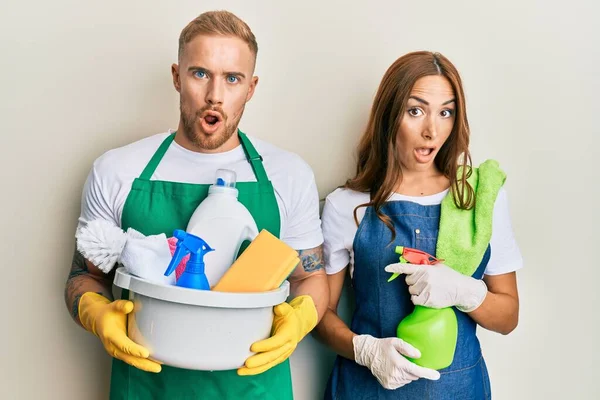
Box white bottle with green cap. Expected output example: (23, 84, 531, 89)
(186, 169, 259, 286)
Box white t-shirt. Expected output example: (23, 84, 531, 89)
(322, 187, 523, 277)
(78, 131, 324, 251)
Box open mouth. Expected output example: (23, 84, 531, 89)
(414, 147, 436, 163)
(416, 147, 434, 156)
(199, 111, 223, 133)
(204, 115, 220, 126)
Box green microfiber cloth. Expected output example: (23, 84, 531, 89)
(436, 159, 506, 276)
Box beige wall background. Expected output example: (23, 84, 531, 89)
(1, 0, 598, 399)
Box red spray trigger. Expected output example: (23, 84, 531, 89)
(387, 246, 444, 282)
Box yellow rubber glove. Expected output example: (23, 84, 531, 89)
(238, 295, 318, 376)
(78, 292, 162, 373)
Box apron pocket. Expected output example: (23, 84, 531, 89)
(428, 356, 489, 400)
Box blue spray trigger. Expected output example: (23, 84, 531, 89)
(164, 229, 214, 290)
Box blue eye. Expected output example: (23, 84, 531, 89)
(194, 70, 206, 79)
(227, 75, 238, 83)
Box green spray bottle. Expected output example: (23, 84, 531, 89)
(388, 246, 458, 370)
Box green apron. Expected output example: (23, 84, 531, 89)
(111, 131, 294, 400)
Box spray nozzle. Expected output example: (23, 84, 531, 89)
(164, 229, 215, 290)
(387, 246, 444, 282)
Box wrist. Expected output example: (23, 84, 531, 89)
(80, 292, 110, 308)
(78, 292, 110, 334)
(289, 295, 318, 339)
(352, 334, 373, 366)
(457, 279, 488, 312)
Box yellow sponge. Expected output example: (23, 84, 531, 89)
(212, 229, 299, 292)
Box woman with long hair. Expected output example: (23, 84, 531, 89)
(317, 51, 523, 399)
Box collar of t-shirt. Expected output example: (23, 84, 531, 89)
(387, 189, 449, 206)
(169, 137, 247, 165)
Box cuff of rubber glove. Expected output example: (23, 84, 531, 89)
(288, 295, 318, 340)
(456, 279, 488, 313)
(352, 334, 373, 367)
(78, 292, 111, 333)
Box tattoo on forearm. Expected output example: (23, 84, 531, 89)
(298, 247, 324, 272)
(65, 249, 87, 319)
(72, 294, 83, 321)
(64, 247, 111, 324)
(68, 252, 88, 279)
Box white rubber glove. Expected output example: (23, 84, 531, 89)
(384, 263, 488, 312)
(353, 334, 440, 390)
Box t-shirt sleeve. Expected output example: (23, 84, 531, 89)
(322, 195, 351, 275)
(77, 163, 120, 230)
(484, 187, 524, 275)
(280, 173, 324, 250)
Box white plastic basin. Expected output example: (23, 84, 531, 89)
(113, 267, 289, 371)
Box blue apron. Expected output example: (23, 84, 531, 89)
(325, 200, 492, 400)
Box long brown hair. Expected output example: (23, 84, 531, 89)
(346, 51, 474, 239)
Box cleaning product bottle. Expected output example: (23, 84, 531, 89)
(164, 229, 214, 290)
(389, 246, 458, 370)
(186, 169, 259, 286)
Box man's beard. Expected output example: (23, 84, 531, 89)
(180, 100, 244, 151)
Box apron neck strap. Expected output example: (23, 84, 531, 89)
(238, 130, 268, 183)
(138, 131, 269, 183)
(139, 132, 175, 180)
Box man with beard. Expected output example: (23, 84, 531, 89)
(64, 10, 328, 399)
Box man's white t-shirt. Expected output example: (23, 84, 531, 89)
(322, 187, 523, 278)
(78, 131, 324, 251)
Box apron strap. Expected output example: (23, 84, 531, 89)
(139, 131, 268, 182)
(238, 130, 269, 183)
(139, 133, 175, 180)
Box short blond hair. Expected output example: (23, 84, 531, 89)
(179, 10, 258, 61)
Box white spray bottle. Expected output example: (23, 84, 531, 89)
(186, 169, 259, 286)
